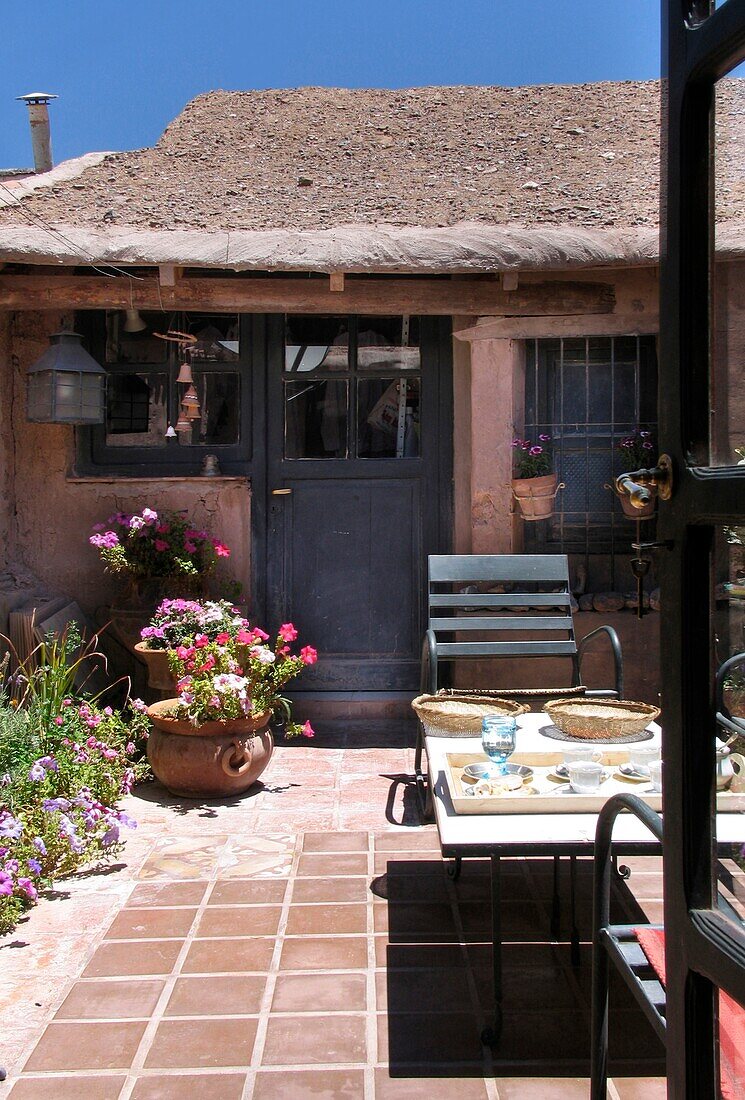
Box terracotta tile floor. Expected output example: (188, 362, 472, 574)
(0, 721, 667, 1097)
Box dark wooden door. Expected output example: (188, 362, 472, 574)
(263, 313, 451, 692)
(660, 2, 745, 1093)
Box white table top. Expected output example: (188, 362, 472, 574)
(426, 712, 744, 856)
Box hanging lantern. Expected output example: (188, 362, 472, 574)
(27, 332, 106, 424)
(176, 361, 193, 384)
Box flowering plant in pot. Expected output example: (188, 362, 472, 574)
(136, 598, 249, 692)
(89, 507, 232, 600)
(145, 622, 316, 799)
(511, 435, 562, 520)
(611, 428, 657, 519)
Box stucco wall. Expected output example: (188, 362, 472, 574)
(6, 311, 251, 615)
(0, 312, 14, 573)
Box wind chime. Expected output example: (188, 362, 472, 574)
(154, 329, 200, 442)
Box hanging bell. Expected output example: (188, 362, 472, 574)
(175, 414, 192, 431)
(176, 361, 193, 384)
(185, 403, 201, 420)
(181, 385, 199, 408)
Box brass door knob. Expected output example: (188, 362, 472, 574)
(615, 454, 674, 508)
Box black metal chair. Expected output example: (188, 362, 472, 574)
(414, 553, 624, 815)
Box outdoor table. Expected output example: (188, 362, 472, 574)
(425, 711, 745, 1045)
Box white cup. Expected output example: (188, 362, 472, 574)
(562, 745, 602, 768)
(568, 761, 604, 794)
(629, 744, 660, 776)
(648, 759, 663, 792)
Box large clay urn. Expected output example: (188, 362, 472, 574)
(146, 699, 273, 799)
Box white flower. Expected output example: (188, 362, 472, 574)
(251, 646, 276, 665)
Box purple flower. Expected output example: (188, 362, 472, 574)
(0, 773, 11, 787)
(0, 812, 22, 840)
(28, 762, 46, 782)
(116, 811, 137, 831)
(642, 441, 654, 450)
(17, 877, 37, 901)
(43, 797, 71, 813)
(0, 871, 13, 896)
(4, 859, 19, 874)
(89, 531, 120, 549)
(38, 756, 58, 773)
(529, 446, 543, 456)
(33, 837, 47, 856)
(27, 858, 42, 875)
(538, 433, 551, 442)
(101, 825, 120, 847)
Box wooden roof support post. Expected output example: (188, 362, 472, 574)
(329, 272, 345, 293)
(502, 271, 519, 292)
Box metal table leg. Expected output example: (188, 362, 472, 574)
(551, 854, 561, 939)
(481, 852, 502, 1046)
(570, 854, 581, 967)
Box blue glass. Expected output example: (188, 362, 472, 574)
(481, 715, 517, 776)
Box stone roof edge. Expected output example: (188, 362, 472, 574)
(0, 153, 114, 208)
(0, 221, 742, 273)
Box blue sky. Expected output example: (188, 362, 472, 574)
(2, 1, 660, 168)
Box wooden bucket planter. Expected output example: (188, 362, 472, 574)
(512, 473, 563, 520)
(146, 700, 273, 799)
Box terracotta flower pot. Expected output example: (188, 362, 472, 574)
(146, 699, 273, 799)
(512, 472, 561, 520)
(617, 492, 656, 520)
(134, 642, 178, 692)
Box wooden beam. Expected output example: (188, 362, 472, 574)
(0, 274, 615, 316)
(502, 272, 519, 292)
(329, 272, 345, 293)
(454, 311, 659, 341)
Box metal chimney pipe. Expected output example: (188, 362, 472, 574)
(17, 92, 58, 173)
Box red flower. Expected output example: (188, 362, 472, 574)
(215, 632, 230, 645)
(236, 628, 257, 646)
(154, 539, 169, 552)
(194, 634, 209, 648)
(212, 540, 231, 558)
(176, 645, 195, 661)
(300, 646, 318, 665)
(278, 622, 298, 642)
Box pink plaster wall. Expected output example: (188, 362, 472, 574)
(6, 312, 251, 615)
(0, 313, 14, 571)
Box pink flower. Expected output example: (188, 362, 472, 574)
(194, 634, 209, 648)
(125, 742, 135, 755)
(278, 623, 298, 642)
(176, 645, 195, 661)
(529, 446, 543, 456)
(209, 696, 221, 708)
(302, 720, 315, 739)
(300, 646, 318, 665)
(278, 645, 290, 656)
(236, 629, 257, 645)
(154, 539, 169, 552)
(155, 523, 171, 534)
(131, 698, 147, 713)
(54, 716, 64, 726)
(184, 541, 197, 554)
(253, 627, 270, 641)
(212, 540, 231, 558)
(216, 632, 231, 645)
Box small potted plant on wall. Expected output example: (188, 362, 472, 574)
(609, 429, 657, 519)
(511, 434, 563, 520)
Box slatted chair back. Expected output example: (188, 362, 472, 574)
(427, 553, 578, 676)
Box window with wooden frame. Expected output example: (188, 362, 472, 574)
(76, 310, 251, 472)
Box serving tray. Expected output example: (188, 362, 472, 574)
(444, 752, 745, 815)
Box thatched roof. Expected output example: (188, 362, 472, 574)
(0, 81, 742, 272)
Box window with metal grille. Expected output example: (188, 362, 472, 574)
(523, 336, 658, 555)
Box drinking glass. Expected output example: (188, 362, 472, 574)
(481, 715, 517, 776)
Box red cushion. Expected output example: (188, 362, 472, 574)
(635, 926, 745, 1100)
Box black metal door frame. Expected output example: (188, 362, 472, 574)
(661, 2, 745, 1093)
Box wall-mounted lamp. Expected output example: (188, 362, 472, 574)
(27, 331, 106, 424)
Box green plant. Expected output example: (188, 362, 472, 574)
(164, 621, 317, 737)
(512, 435, 553, 479)
(89, 507, 231, 585)
(140, 598, 249, 651)
(616, 428, 656, 470)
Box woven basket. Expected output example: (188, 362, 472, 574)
(412, 693, 527, 737)
(543, 698, 660, 741)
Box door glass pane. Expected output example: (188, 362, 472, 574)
(188, 315, 240, 361)
(105, 370, 168, 447)
(105, 311, 169, 365)
(358, 377, 420, 458)
(713, 525, 745, 934)
(284, 316, 349, 373)
(284, 379, 348, 458)
(357, 316, 420, 370)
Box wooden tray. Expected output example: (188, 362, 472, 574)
(444, 752, 745, 816)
